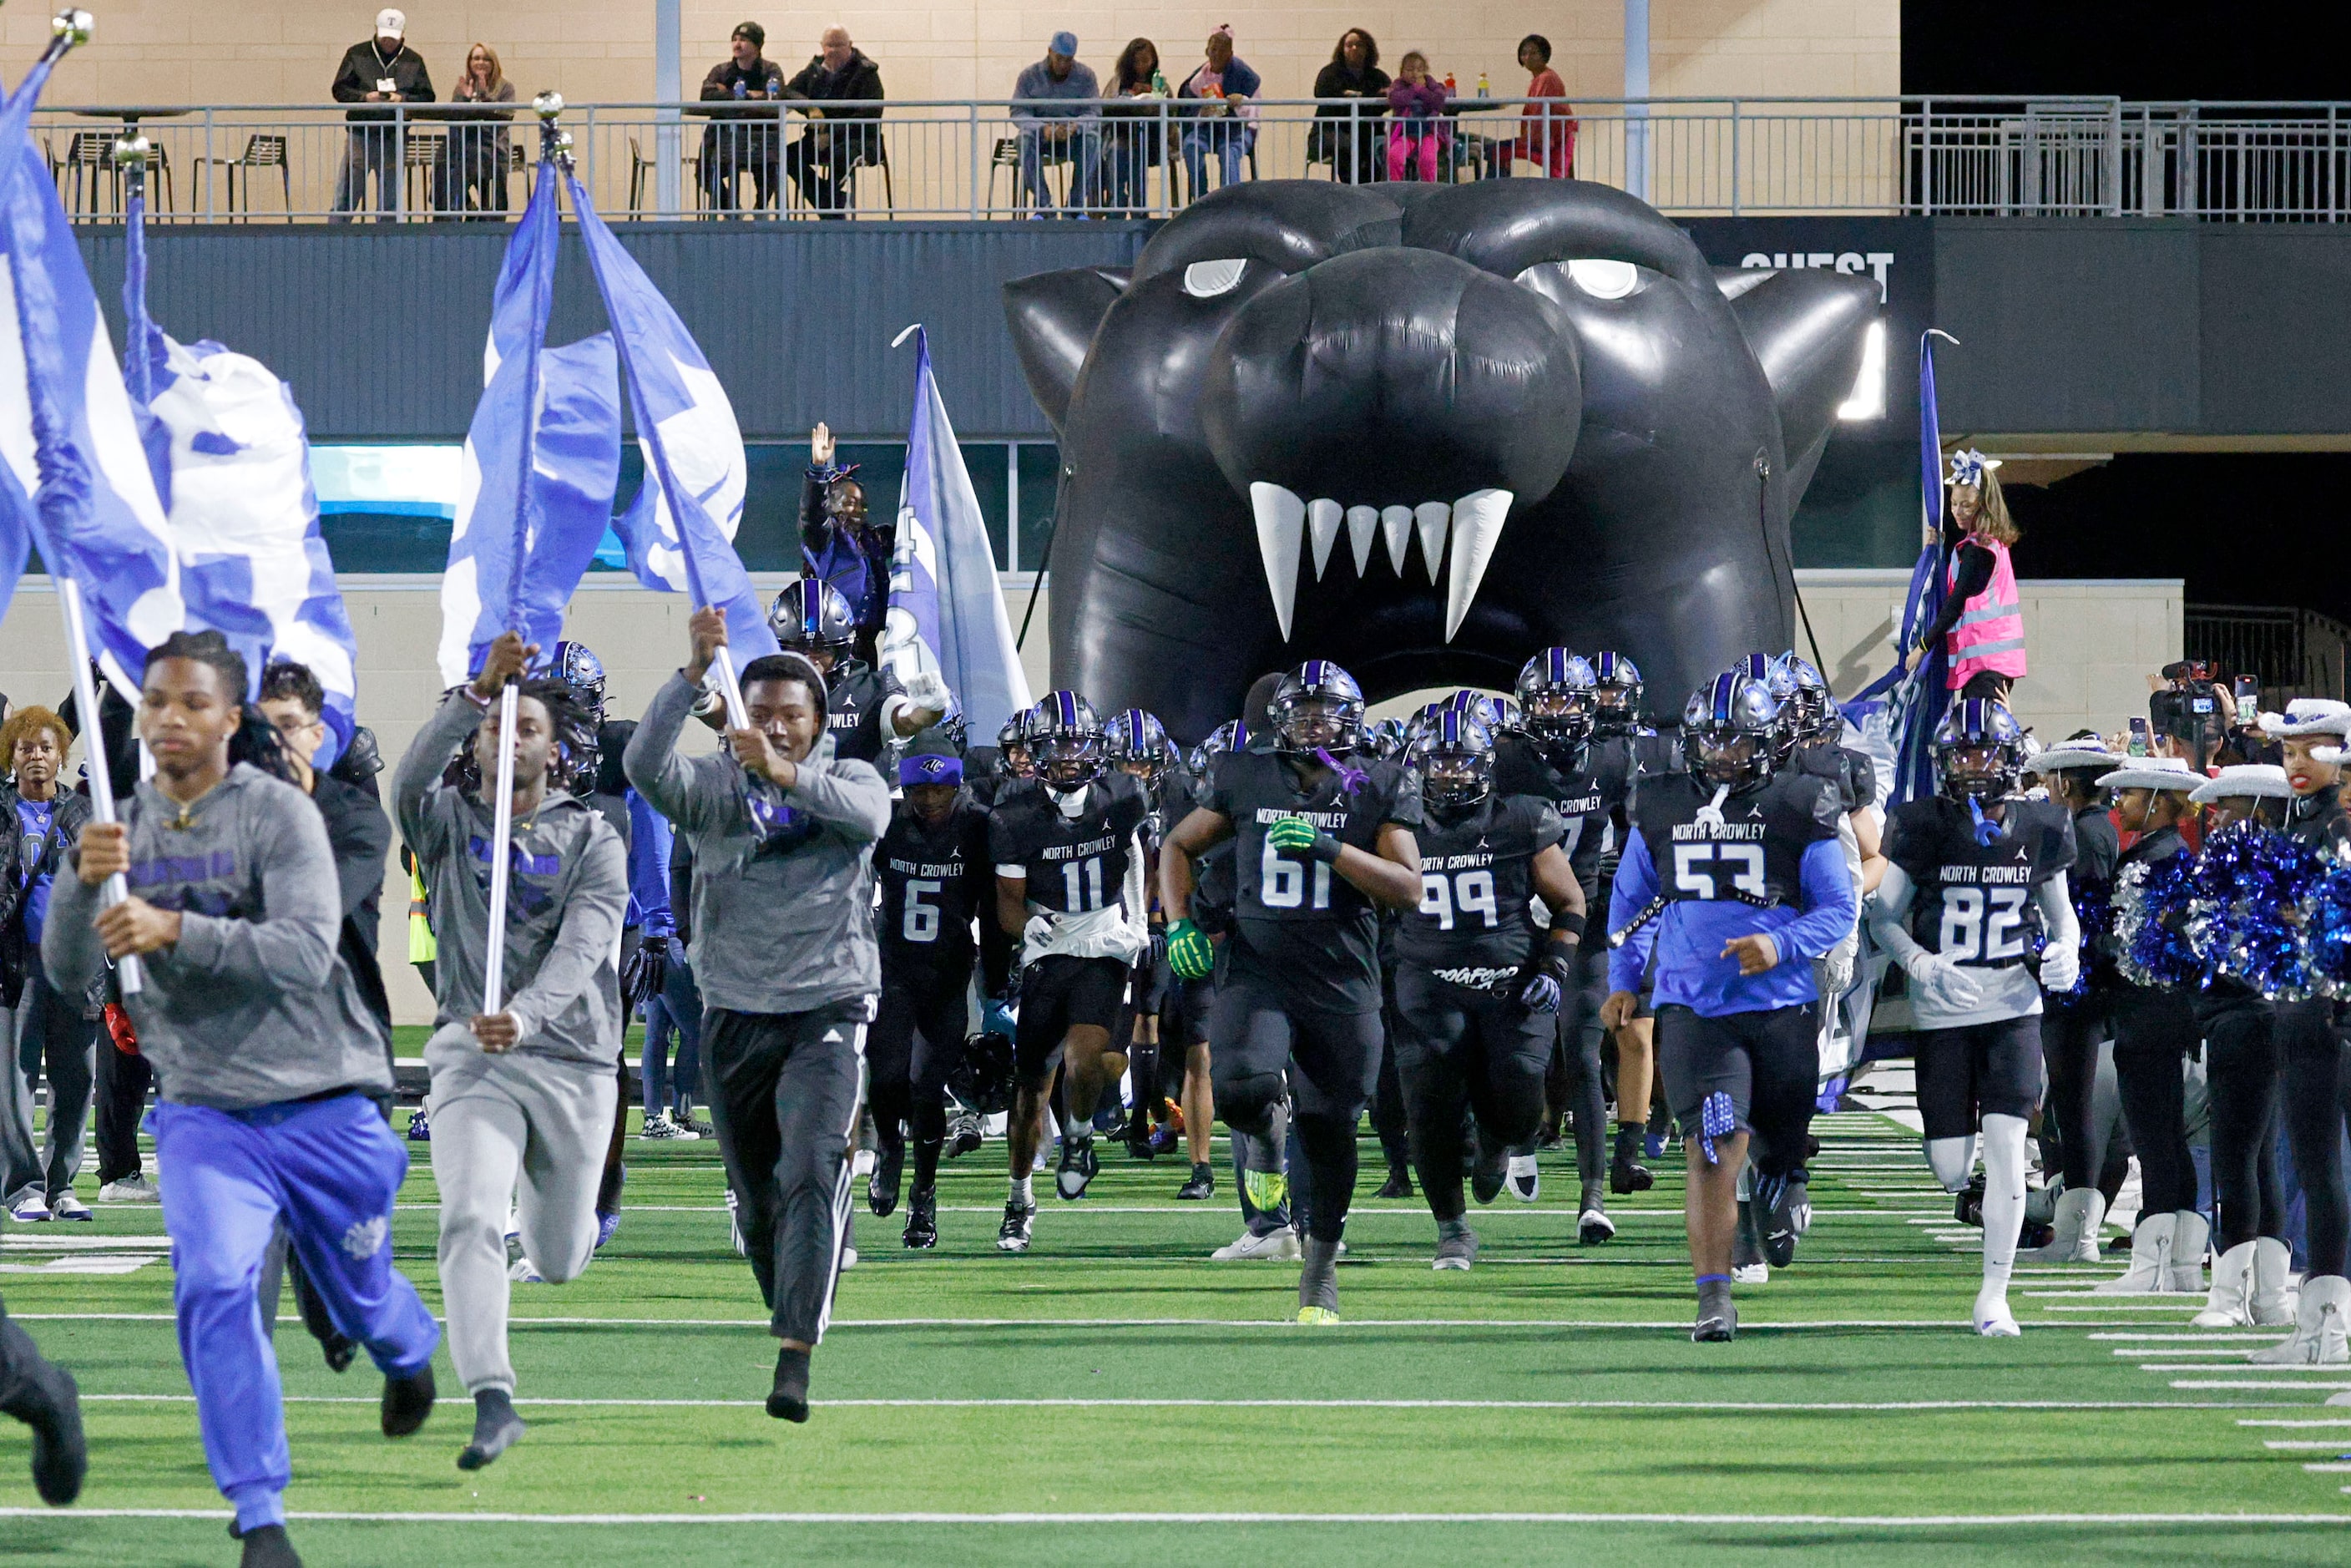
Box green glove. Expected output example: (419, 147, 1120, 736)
(1267, 814, 1340, 862)
(1166, 918, 1214, 980)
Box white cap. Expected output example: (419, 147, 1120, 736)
(2188, 763, 2291, 803)
(2095, 755, 2199, 793)
(376, 8, 406, 37)
(2261, 697, 2351, 738)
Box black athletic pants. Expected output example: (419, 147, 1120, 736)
(702, 1001, 869, 1344)
(1370, 976, 1409, 1176)
(2202, 999, 2285, 1251)
(1547, 943, 1610, 1189)
(1654, 1003, 1818, 1177)
(0, 1291, 61, 1418)
(2278, 997, 2351, 1278)
(2041, 991, 2114, 1191)
(1391, 968, 1551, 1221)
(1208, 969, 1383, 1244)
(868, 962, 972, 1191)
(93, 1031, 152, 1186)
(2110, 986, 2200, 1216)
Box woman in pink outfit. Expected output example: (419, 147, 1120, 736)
(1386, 52, 1449, 182)
(1514, 33, 1575, 178)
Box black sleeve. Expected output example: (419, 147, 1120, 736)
(847, 61, 885, 112)
(1919, 542, 1995, 648)
(321, 787, 393, 926)
(699, 63, 734, 100)
(331, 45, 372, 103)
(799, 469, 831, 552)
(667, 835, 695, 943)
(402, 51, 435, 103)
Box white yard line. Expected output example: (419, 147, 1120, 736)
(5, 1508, 2344, 1526)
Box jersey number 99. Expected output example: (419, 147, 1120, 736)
(1419, 867, 1498, 930)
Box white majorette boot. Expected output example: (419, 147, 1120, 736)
(2092, 1214, 2171, 1294)
(2020, 1186, 2106, 1264)
(2192, 1241, 2254, 1328)
(2252, 1273, 2351, 1366)
(2249, 1237, 2297, 1328)
(2165, 1210, 2210, 1295)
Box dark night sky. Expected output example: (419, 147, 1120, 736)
(1904, 4, 2351, 620)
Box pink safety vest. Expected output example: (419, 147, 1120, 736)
(1946, 535, 2027, 687)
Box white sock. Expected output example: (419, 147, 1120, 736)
(1926, 1136, 1979, 1193)
(1979, 1114, 2029, 1286)
(1010, 1175, 1034, 1206)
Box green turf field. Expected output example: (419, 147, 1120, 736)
(6, 1055, 2350, 1565)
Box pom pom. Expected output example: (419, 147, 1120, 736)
(2114, 849, 2202, 990)
(2184, 821, 2323, 1002)
(2048, 877, 2111, 1005)
(2307, 846, 2351, 998)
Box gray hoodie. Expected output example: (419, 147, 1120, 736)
(623, 672, 889, 1015)
(41, 765, 392, 1110)
(392, 692, 629, 1069)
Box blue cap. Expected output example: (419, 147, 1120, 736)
(1049, 30, 1078, 56)
(899, 752, 964, 787)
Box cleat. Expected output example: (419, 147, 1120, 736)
(1211, 1227, 1302, 1262)
(237, 1524, 303, 1568)
(1432, 1222, 1478, 1270)
(1693, 1277, 1738, 1343)
(1731, 1262, 1770, 1286)
(1610, 1127, 1655, 1194)
(947, 1110, 983, 1158)
(1055, 1132, 1099, 1201)
(1579, 1206, 1616, 1245)
(507, 1257, 544, 1283)
(902, 1186, 938, 1249)
(1974, 1282, 2020, 1338)
(766, 1347, 811, 1423)
(1148, 1125, 1182, 1158)
(1645, 1131, 1666, 1160)
(1469, 1147, 1507, 1206)
(98, 1174, 159, 1202)
(380, 1365, 435, 1439)
(1506, 1155, 1541, 1203)
(15, 1358, 85, 1505)
(1241, 1167, 1288, 1214)
(1176, 1163, 1216, 1201)
(1373, 1164, 1414, 1200)
(867, 1142, 904, 1218)
(1732, 1203, 1770, 1284)
(996, 1196, 1037, 1253)
(456, 1388, 526, 1470)
(406, 1109, 431, 1142)
(1751, 1168, 1809, 1269)
(1295, 1305, 1341, 1325)
(594, 1209, 621, 1251)
(1126, 1120, 1156, 1161)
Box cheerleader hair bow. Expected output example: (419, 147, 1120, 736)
(1947, 448, 2001, 488)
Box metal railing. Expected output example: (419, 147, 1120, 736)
(2184, 604, 2351, 706)
(33, 96, 2351, 223)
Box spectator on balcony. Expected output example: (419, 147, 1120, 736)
(434, 43, 516, 220)
(331, 8, 436, 223)
(1176, 25, 1260, 199)
(783, 26, 884, 219)
(1514, 34, 1576, 179)
(1311, 30, 1389, 185)
(1011, 33, 1101, 215)
(1386, 52, 1449, 184)
(700, 22, 788, 214)
(1101, 39, 1169, 217)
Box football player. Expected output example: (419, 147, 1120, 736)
(762, 581, 949, 763)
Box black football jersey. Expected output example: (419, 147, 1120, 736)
(877, 792, 993, 974)
(1205, 746, 1423, 1013)
(1796, 739, 1876, 814)
(1494, 735, 1611, 902)
(1630, 768, 1842, 913)
(1396, 793, 1562, 980)
(824, 660, 904, 765)
(1582, 731, 1669, 924)
(988, 771, 1150, 917)
(1887, 795, 2076, 969)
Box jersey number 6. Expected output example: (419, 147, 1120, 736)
(903, 878, 942, 943)
(1672, 842, 1766, 900)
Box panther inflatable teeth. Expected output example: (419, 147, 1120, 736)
(1005, 179, 1880, 739)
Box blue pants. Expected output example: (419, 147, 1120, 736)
(642, 956, 705, 1116)
(157, 1093, 439, 1532)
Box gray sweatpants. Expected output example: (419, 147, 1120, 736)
(426, 1034, 616, 1395)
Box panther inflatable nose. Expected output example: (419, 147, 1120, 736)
(1203, 246, 1582, 642)
(1004, 179, 1878, 741)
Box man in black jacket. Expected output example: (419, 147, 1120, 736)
(331, 8, 436, 221)
(784, 27, 885, 217)
(258, 665, 393, 1034)
(700, 22, 788, 212)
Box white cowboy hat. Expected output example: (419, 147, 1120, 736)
(2095, 756, 2200, 793)
(2188, 763, 2290, 803)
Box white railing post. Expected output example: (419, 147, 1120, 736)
(1729, 97, 1740, 215)
(2107, 95, 2122, 215)
(202, 106, 215, 221)
(968, 100, 980, 218)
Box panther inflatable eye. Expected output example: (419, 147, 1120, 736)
(1565, 259, 1641, 299)
(1182, 259, 1249, 299)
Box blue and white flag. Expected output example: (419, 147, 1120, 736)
(0, 51, 182, 696)
(885, 326, 1030, 741)
(437, 155, 623, 685)
(569, 170, 776, 662)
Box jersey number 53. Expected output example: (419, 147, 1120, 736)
(1672, 842, 1766, 900)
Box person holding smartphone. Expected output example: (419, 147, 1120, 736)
(331, 9, 436, 222)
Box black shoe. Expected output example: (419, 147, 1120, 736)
(1610, 1157, 1654, 1195)
(13, 1360, 85, 1506)
(948, 1112, 983, 1159)
(1752, 1167, 1810, 1269)
(867, 1141, 904, 1218)
(237, 1524, 304, 1568)
(1055, 1131, 1099, 1201)
(996, 1196, 1037, 1252)
(1373, 1164, 1414, 1200)
(766, 1346, 811, 1423)
(903, 1186, 938, 1249)
(1469, 1145, 1508, 1206)
(457, 1388, 526, 1471)
(1176, 1163, 1215, 1201)
(1692, 1302, 1739, 1343)
(381, 1365, 435, 1439)
(316, 1332, 356, 1374)
(1127, 1120, 1157, 1161)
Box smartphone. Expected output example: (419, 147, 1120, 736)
(2127, 716, 2151, 756)
(2235, 675, 2261, 714)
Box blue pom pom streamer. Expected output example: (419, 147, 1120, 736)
(2115, 850, 2202, 990)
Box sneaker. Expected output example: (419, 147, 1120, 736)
(1506, 1154, 1541, 1203)
(1211, 1227, 1302, 1262)
(595, 1208, 622, 1251)
(996, 1196, 1037, 1253)
(48, 1192, 90, 1222)
(1176, 1163, 1215, 1201)
(948, 1111, 983, 1159)
(407, 1109, 432, 1142)
(1373, 1165, 1414, 1200)
(1751, 1169, 1810, 1269)
(10, 1193, 51, 1222)
(1055, 1131, 1098, 1201)
(1433, 1225, 1479, 1271)
(1295, 1305, 1341, 1325)
(1579, 1206, 1616, 1245)
(678, 1112, 715, 1138)
(868, 1142, 904, 1218)
(98, 1175, 159, 1203)
(902, 1186, 938, 1249)
(640, 1112, 690, 1141)
(1149, 1125, 1182, 1158)
(508, 1257, 545, 1283)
